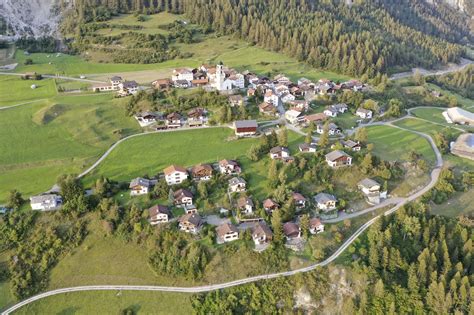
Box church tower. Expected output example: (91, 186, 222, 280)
(215, 63, 225, 91)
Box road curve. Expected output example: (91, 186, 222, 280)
(2, 112, 444, 314)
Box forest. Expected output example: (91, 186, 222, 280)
(428, 65, 474, 99)
(63, 0, 470, 78)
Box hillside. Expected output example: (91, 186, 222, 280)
(61, 0, 472, 79)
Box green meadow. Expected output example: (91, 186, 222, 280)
(0, 76, 57, 107)
(366, 125, 436, 164)
(0, 94, 139, 203)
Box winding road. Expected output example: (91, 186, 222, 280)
(1, 111, 445, 314)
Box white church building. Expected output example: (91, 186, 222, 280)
(211, 64, 245, 91)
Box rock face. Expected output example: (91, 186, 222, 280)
(427, 0, 474, 14)
(0, 0, 70, 38)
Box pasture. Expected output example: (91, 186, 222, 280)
(0, 76, 57, 107)
(366, 125, 436, 164)
(0, 94, 139, 202)
(85, 127, 259, 184)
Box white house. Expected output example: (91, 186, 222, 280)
(285, 109, 303, 124)
(219, 159, 241, 175)
(281, 92, 296, 103)
(325, 150, 352, 168)
(134, 112, 160, 127)
(356, 108, 373, 119)
(216, 223, 239, 243)
(164, 165, 188, 185)
(30, 194, 63, 211)
(309, 218, 325, 234)
(178, 213, 202, 234)
(264, 90, 280, 106)
(149, 205, 171, 225)
(269, 146, 290, 159)
(316, 122, 341, 136)
(173, 189, 194, 207)
(129, 177, 154, 196)
(172, 68, 194, 82)
(314, 193, 337, 211)
(237, 196, 254, 214)
(358, 178, 387, 205)
(229, 177, 247, 193)
(252, 222, 273, 245)
(118, 80, 139, 96)
(324, 106, 339, 117)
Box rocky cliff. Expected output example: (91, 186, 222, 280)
(0, 0, 70, 38)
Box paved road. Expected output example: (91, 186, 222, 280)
(389, 57, 473, 80)
(0, 71, 106, 83)
(2, 118, 445, 315)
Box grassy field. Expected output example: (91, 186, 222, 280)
(426, 83, 474, 108)
(85, 127, 258, 185)
(366, 125, 436, 164)
(12, 291, 193, 315)
(0, 94, 139, 203)
(393, 117, 462, 139)
(429, 189, 474, 217)
(0, 76, 57, 107)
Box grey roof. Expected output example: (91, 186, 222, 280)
(325, 150, 350, 161)
(314, 193, 336, 204)
(174, 188, 193, 199)
(129, 177, 152, 188)
(229, 177, 246, 186)
(179, 213, 202, 226)
(30, 194, 62, 204)
(342, 140, 360, 148)
(110, 76, 122, 81)
(149, 205, 170, 216)
(252, 222, 273, 238)
(357, 108, 372, 114)
(216, 223, 238, 237)
(234, 120, 258, 129)
(122, 80, 138, 88)
(299, 143, 316, 151)
(358, 178, 380, 189)
(333, 103, 348, 110)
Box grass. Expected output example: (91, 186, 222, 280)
(426, 83, 474, 108)
(393, 117, 462, 139)
(0, 76, 57, 107)
(85, 127, 259, 185)
(0, 94, 139, 203)
(12, 291, 193, 315)
(429, 189, 474, 217)
(366, 125, 436, 164)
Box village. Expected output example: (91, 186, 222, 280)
(27, 62, 393, 253)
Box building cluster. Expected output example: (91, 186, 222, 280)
(134, 108, 207, 130)
(92, 76, 139, 97)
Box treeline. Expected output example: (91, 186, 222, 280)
(350, 202, 473, 313)
(15, 37, 57, 53)
(428, 65, 474, 99)
(65, 0, 468, 77)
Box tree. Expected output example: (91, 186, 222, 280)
(58, 174, 83, 202)
(197, 181, 208, 199)
(268, 160, 279, 188)
(413, 70, 425, 85)
(305, 129, 313, 144)
(271, 210, 283, 243)
(154, 178, 169, 198)
(355, 127, 368, 143)
(24, 58, 33, 65)
(277, 127, 288, 147)
(300, 214, 310, 239)
(318, 121, 329, 147)
(7, 190, 23, 210)
(360, 153, 373, 174)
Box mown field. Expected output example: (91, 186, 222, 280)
(366, 125, 436, 164)
(12, 291, 193, 315)
(0, 94, 139, 203)
(0, 76, 57, 107)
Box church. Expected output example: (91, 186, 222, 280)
(210, 63, 245, 91)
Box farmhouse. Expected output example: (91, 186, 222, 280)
(358, 178, 387, 205)
(309, 218, 325, 234)
(219, 159, 241, 175)
(172, 68, 194, 82)
(259, 102, 277, 116)
(303, 113, 327, 124)
(234, 120, 258, 137)
(129, 177, 154, 196)
(283, 222, 301, 240)
(216, 223, 239, 243)
(445, 107, 474, 125)
(451, 133, 474, 160)
(149, 205, 171, 225)
(166, 112, 182, 128)
(252, 222, 273, 245)
(229, 177, 247, 193)
(178, 213, 202, 234)
(325, 150, 352, 167)
(263, 198, 279, 214)
(285, 109, 303, 124)
(237, 196, 254, 214)
(118, 80, 139, 97)
(356, 108, 373, 119)
(173, 188, 194, 207)
(164, 165, 188, 185)
(191, 164, 213, 181)
(229, 95, 244, 107)
(292, 192, 307, 209)
(316, 122, 341, 135)
(341, 139, 361, 151)
(30, 194, 62, 211)
(134, 112, 160, 127)
(299, 143, 317, 153)
(269, 146, 290, 160)
(152, 78, 172, 90)
(314, 193, 337, 211)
